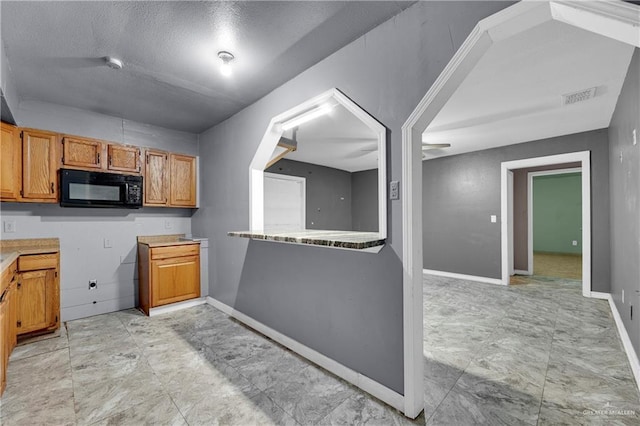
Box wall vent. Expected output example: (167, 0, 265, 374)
(562, 87, 597, 105)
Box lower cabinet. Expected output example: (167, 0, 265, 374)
(138, 242, 200, 315)
(16, 253, 60, 337)
(1, 260, 18, 396)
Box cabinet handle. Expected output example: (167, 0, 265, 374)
(109, 156, 112, 166)
(17, 320, 21, 328)
(51, 182, 55, 193)
(17, 282, 21, 289)
(97, 153, 101, 164)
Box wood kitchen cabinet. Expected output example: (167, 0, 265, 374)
(170, 153, 197, 207)
(144, 150, 197, 207)
(16, 253, 59, 337)
(62, 136, 102, 169)
(1, 259, 18, 397)
(62, 136, 141, 174)
(137, 242, 200, 315)
(0, 122, 21, 200)
(144, 149, 169, 205)
(0, 126, 58, 203)
(108, 144, 140, 173)
(21, 129, 58, 201)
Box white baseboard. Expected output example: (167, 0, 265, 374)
(205, 296, 404, 411)
(148, 297, 207, 317)
(423, 269, 505, 286)
(590, 292, 640, 392)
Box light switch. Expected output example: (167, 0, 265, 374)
(3, 220, 16, 233)
(390, 181, 399, 200)
(633, 129, 637, 146)
(490, 215, 497, 223)
(103, 238, 112, 248)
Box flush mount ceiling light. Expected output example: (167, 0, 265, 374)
(217, 51, 234, 77)
(105, 56, 123, 70)
(281, 103, 335, 131)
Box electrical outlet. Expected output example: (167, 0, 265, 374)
(164, 220, 172, 229)
(389, 181, 399, 200)
(490, 215, 497, 223)
(103, 238, 112, 248)
(88, 280, 98, 290)
(572, 240, 578, 246)
(3, 220, 16, 233)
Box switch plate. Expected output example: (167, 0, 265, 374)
(389, 181, 399, 200)
(103, 238, 112, 248)
(3, 220, 16, 233)
(490, 215, 497, 223)
(572, 240, 578, 246)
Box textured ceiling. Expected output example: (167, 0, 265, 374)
(422, 19, 635, 159)
(0, 1, 414, 133)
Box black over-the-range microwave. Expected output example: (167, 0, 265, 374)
(59, 169, 143, 208)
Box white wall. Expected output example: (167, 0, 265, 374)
(0, 101, 199, 321)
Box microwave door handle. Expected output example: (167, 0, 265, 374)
(124, 183, 129, 202)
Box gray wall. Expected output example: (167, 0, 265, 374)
(1, 38, 18, 123)
(266, 159, 352, 231)
(513, 162, 581, 270)
(0, 101, 199, 321)
(609, 48, 639, 354)
(423, 129, 611, 292)
(192, 1, 512, 394)
(351, 168, 378, 232)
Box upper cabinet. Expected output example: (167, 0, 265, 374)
(62, 136, 141, 174)
(0, 123, 21, 200)
(108, 144, 140, 173)
(1, 122, 197, 208)
(170, 154, 196, 207)
(62, 137, 102, 169)
(144, 150, 168, 206)
(21, 129, 58, 202)
(144, 150, 197, 208)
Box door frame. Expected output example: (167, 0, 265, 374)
(501, 152, 590, 296)
(263, 172, 306, 230)
(526, 167, 583, 276)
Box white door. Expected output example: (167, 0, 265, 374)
(264, 172, 305, 231)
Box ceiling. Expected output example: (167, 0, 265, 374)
(0, 1, 414, 133)
(422, 19, 635, 160)
(278, 104, 378, 173)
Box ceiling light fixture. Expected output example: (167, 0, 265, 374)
(218, 51, 234, 77)
(105, 56, 123, 70)
(281, 103, 334, 131)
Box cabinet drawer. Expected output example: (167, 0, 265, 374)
(18, 253, 58, 271)
(150, 244, 199, 260)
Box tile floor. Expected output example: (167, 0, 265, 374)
(424, 274, 640, 425)
(0, 274, 638, 425)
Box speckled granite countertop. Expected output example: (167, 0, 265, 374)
(227, 230, 385, 250)
(0, 238, 60, 274)
(137, 234, 201, 248)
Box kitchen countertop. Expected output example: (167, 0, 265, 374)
(137, 234, 201, 248)
(227, 230, 385, 251)
(0, 238, 60, 274)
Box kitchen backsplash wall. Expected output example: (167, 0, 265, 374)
(0, 101, 200, 320)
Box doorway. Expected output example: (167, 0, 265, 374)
(501, 151, 591, 296)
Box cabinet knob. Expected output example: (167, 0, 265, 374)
(51, 182, 55, 193)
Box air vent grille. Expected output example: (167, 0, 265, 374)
(562, 87, 596, 105)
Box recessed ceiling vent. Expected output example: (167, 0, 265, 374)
(562, 87, 597, 105)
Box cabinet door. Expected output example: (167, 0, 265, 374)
(145, 150, 168, 205)
(108, 144, 140, 173)
(151, 255, 200, 307)
(62, 137, 102, 169)
(170, 154, 196, 207)
(0, 122, 21, 200)
(16, 270, 52, 334)
(22, 130, 57, 200)
(0, 296, 7, 396)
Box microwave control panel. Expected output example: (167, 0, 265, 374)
(126, 183, 142, 204)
